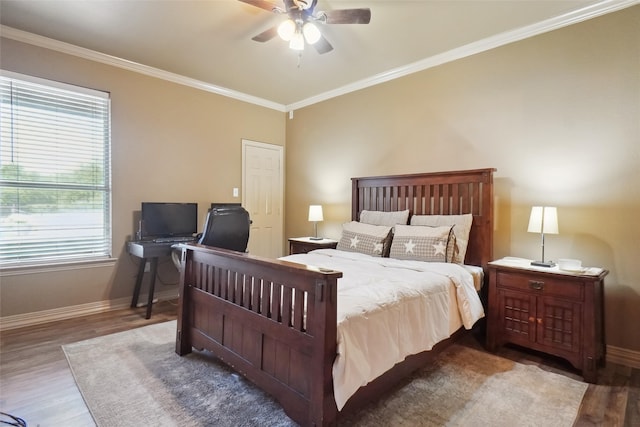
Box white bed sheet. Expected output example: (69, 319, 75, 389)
(280, 248, 485, 410)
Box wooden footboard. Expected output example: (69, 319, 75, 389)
(175, 243, 342, 426)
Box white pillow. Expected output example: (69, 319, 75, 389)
(359, 210, 410, 227)
(336, 221, 392, 257)
(410, 214, 472, 264)
(389, 224, 454, 262)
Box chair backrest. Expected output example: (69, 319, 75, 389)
(198, 206, 251, 252)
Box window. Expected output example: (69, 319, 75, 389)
(0, 71, 111, 266)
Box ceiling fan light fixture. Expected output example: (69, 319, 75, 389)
(289, 31, 305, 50)
(277, 19, 296, 41)
(302, 22, 321, 44)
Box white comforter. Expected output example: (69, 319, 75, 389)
(281, 248, 485, 410)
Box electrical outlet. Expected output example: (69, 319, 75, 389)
(233, 187, 239, 198)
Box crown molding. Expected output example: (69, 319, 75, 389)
(0, 25, 286, 112)
(286, 0, 639, 111)
(1, 0, 636, 113)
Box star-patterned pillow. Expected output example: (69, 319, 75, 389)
(336, 221, 392, 257)
(410, 214, 472, 264)
(389, 224, 454, 262)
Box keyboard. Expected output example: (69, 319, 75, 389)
(152, 236, 195, 243)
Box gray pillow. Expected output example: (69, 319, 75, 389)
(336, 221, 392, 257)
(359, 210, 410, 227)
(410, 214, 472, 264)
(389, 224, 454, 262)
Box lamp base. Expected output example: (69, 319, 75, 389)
(531, 260, 556, 268)
(309, 236, 323, 241)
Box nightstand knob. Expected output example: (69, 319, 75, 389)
(529, 280, 544, 290)
(528, 316, 535, 323)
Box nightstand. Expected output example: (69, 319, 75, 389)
(486, 257, 608, 383)
(288, 237, 338, 255)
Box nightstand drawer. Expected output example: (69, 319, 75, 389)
(496, 271, 583, 300)
(291, 243, 316, 255)
(288, 237, 338, 255)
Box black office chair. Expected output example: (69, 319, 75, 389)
(171, 206, 251, 270)
(197, 206, 251, 252)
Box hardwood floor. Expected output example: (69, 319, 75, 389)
(462, 329, 640, 427)
(0, 301, 177, 427)
(1, 301, 638, 426)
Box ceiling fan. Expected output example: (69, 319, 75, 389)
(238, 0, 371, 54)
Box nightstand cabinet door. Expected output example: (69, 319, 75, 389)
(537, 296, 582, 355)
(496, 288, 537, 348)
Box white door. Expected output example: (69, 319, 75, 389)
(242, 139, 284, 258)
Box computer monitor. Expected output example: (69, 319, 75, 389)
(140, 202, 198, 239)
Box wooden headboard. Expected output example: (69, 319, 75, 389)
(351, 168, 495, 270)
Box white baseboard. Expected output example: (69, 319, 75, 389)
(607, 344, 640, 369)
(0, 290, 178, 332)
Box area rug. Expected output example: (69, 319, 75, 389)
(62, 321, 588, 426)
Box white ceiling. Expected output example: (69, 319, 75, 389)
(0, 0, 635, 111)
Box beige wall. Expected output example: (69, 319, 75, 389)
(0, 38, 286, 316)
(285, 7, 640, 351)
(1, 7, 638, 354)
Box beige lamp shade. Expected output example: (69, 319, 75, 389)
(527, 206, 558, 234)
(308, 205, 324, 222)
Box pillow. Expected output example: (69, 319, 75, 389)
(389, 224, 454, 262)
(336, 221, 392, 257)
(359, 210, 410, 227)
(410, 214, 473, 264)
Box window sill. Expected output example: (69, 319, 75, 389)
(0, 257, 118, 277)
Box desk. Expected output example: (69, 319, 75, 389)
(127, 240, 194, 319)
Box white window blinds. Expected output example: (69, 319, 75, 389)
(0, 71, 112, 265)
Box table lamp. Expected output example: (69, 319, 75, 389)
(308, 205, 323, 240)
(527, 206, 558, 267)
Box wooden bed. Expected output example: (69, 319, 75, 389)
(175, 168, 495, 426)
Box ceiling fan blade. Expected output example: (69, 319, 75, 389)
(313, 35, 333, 54)
(322, 8, 371, 24)
(238, 0, 284, 14)
(251, 26, 279, 42)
